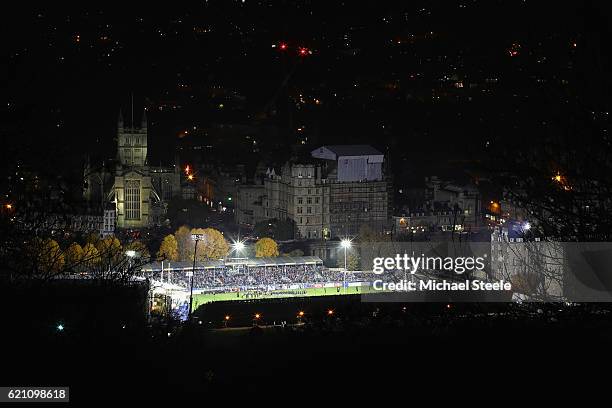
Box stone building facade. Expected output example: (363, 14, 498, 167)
(236, 145, 391, 239)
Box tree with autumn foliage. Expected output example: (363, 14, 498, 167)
(190, 228, 229, 260)
(27, 238, 65, 278)
(336, 252, 360, 271)
(157, 234, 179, 261)
(82, 243, 100, 269)
(64, 242, 84, 270)
(255, 237, 279, 257)
(174, 225, 193, 261)
(96, 236, 123, 263)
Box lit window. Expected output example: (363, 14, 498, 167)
(125, 180, 141, 220)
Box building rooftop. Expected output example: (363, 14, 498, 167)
(141, 256, 324, 271)
(312, 145, 383, 159)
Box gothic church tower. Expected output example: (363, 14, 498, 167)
(112, 108, 157, 229)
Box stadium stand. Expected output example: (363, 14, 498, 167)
(140, 257, 373, 291)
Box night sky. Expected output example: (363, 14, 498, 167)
(3, 1, 611, 185)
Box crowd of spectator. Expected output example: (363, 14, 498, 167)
(149, 264, 373, 290)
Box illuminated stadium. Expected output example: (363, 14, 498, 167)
(141, 256, 377, 313)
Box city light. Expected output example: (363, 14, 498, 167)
(56, 323, 64, 332)
(327, 309, 334, 316)
(340, 239, 352, 272)
(279, 42, 287, 50)
(298, 311, 305, 317)
(254, 313, 261, 319)
(125, 250, 136, 258)
(232, 240, 245, 253)
(340, 239, 351, 249)
(225, 315, 230, 321)
(187, 174, 194, 181)
(523, 222, 531, 231)
(5, 204, 12, 210)
(508, 42, 521, 57)
(298, 47, 312, 56)
(552, 173, 572, 191)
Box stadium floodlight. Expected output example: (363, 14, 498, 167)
(232, 240, 246, 254)
(125, 250, 138, 272)
(188, 234, 205, 319)
(340, 238, 352, 273)
(340, 239, 351, 249)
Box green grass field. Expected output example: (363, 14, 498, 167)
(192, 285, 376, 306)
